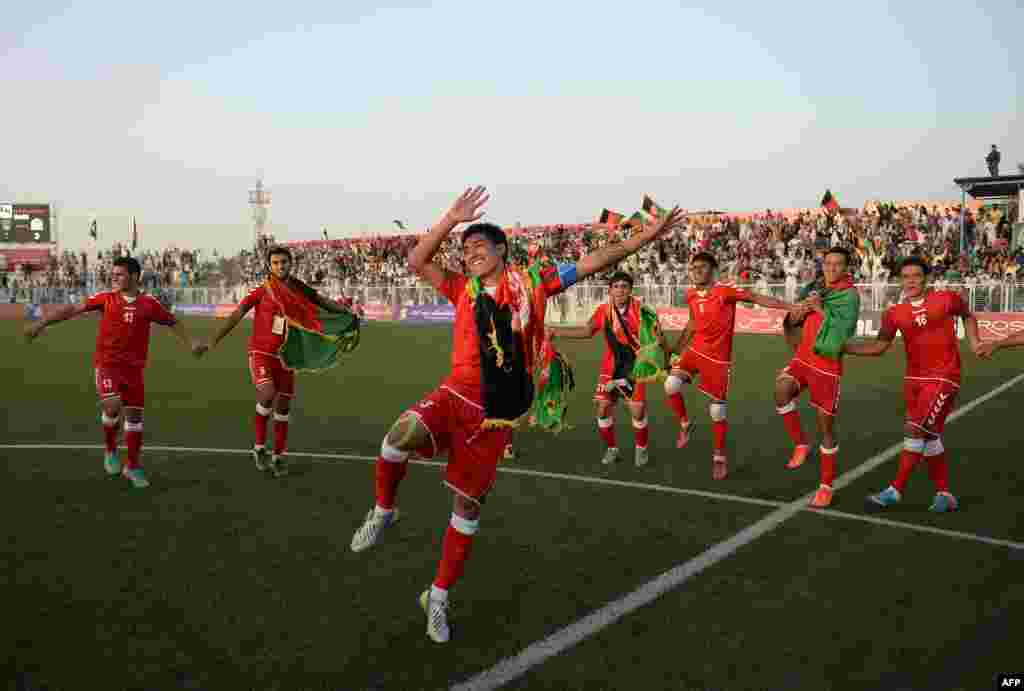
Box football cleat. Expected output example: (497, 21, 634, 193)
(635, 447, 650, 468)
(786, 445, 810, 470)
(350, 507, 400, 552)
(103, 450, 121, 476)
(122, 467, 150, 489)
(866, 486, 901, 509)
(928, 492, 959, 513)
(269, 454, 289, 478)
(809, 484, 833, 508)
(601, 447, 620, 466)
(712, 454, 728, 481)
(252, 446, 270, 472)
(676, 421, 694, 449)
(419, 589, 450, 643)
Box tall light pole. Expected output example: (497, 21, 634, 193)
(249, 177, 271, 247)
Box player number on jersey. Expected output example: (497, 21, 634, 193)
(124, 311, 134, 324)
(914, 314, 927, 327)
(698, 303, 705, 313)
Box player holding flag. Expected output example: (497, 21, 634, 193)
(775, 247, 860, 508)
(24, 256, 201, 488)
(664, 252, 799, 479)
(548, 271, 670, 468)
(349, 186, 685, 643)
(843, 257, 981, 512)
(199, 246, 359, 478)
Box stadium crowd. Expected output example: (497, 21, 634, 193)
(3, 201, 1022, 309)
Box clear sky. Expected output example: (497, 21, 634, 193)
(2, 0, 1020, 254)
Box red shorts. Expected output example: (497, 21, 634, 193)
(594, 373, 647, 404)
(406, 385, 512, 502)
(779, 358, 841, 416)
(672, 348, 731, 401)
(248, 352, 295, 398)
(904, 378, 959, 435)
(95, 365, 145, 408)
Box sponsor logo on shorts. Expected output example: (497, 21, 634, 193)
(927, 392, 949, 426)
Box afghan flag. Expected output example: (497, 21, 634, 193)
(798, 276, 860, 361)
(88, 218, 98, 241)
(531, 338, 575, 434)
(624, 210, 647, 229)
(598, 209, 625, 227)
(131, 216, 138, 252)
(266, 276, 360, 373)
(821, 189, 840, 213)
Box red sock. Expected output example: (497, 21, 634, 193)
(665, 393, 688, 424)
(102, 419, 118, 454)
(892, 450, 922, 492)
(375, 459, 408, 510)
(712, 421, 728, 454)
(597, 419, 617, 448)
(273, 415, 289, 455)
(926, 453, 949, 492)
(124, 425, 143, 470)
(633, 421, 649, 449)
(781, 410, 806, 447)
(819, 446, 837, 487)
(433, 524, 475, 590)
(254, 409, 270, 448)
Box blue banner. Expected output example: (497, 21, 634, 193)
(172, 304, 217, 316)
(398, 304, 456, 324)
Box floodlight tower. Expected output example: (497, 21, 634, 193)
(249, 177, 271, 246)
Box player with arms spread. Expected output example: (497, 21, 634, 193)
(664, 252, 799, 480)
(349, 186, 685, 643)
(776, 247, 861, 508)
(199, 246, 356, 478)
(547, 270, 670, 468)
(24, 256, 200, 488)
(844, 256, 981, 512)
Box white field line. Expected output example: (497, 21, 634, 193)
(449, 371, 1024, 691)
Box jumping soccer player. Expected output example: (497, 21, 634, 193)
(664, 252, 799, 480)
(23, 256, 200, 488)
(200, 246, 356, 478)
(775, 247, 861, 508)
(349, 186, 685, 643)
(547, 271, 669, 468)
(843, 256, 981, 512)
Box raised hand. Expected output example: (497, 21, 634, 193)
(649, 206, 686, 238)
(975, 341, 998, 359)
(444, 186, 489, 225)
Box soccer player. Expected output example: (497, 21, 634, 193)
(547, 271, 668, 468)
(843, 256, 981, 512)
(23, 256, 199, 488)
(200, 246, 355, 478)
(349, 186, 684, 643)
(775, 247, 860, 508)
(664, 252, 799, 480)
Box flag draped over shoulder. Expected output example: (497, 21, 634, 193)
(606, 297, 667, 385)
(531, 337, 575, 434)
(799, 276, 860, 361)
(266, 276, 360, 373)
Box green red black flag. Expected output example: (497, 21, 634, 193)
(821, 189, 840, 212)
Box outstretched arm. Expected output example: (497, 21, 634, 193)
(976, 331, 1024, 358)
(743, 293, 796, 312)
(24, 302, 92, 342)
(208, 302, 255, 350)
(575, 207, 686, 281)
(547, 326, 594, 340)
(843, 321, 896, 357)
(408, 186, 489, 292)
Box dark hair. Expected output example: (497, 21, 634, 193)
(113, 256, 141, 278)
(461, 223, 508, 262)
(266, 246, 293, 263)
(899, 256, 931, 276)
(825, 246, 852, 265)
(608, 271, 634, 288)
(690, 251, 719, 269)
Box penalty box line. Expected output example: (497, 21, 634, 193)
(448, 371, 1024, 691)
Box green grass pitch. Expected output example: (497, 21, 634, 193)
(3, 317, 1024, 690)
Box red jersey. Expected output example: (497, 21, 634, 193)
(686, 283, 753, 362)
(84, 291, 177, 368)
(439, 263, 574, 404)
(588, 301, 641, 373)
(881, 290, 967, 384)
(239, 285, 286, 356)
